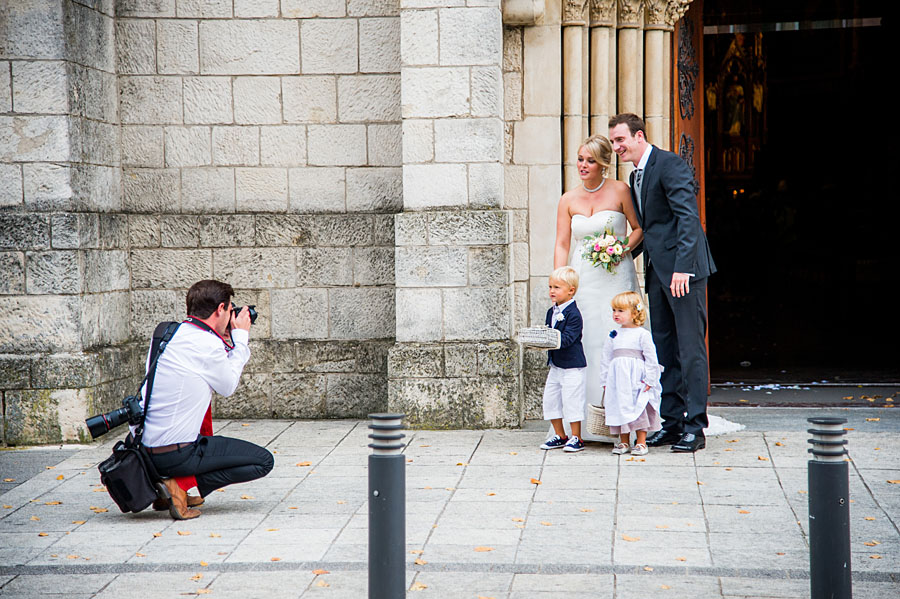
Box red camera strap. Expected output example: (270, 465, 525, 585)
(183, 316, 235, 350)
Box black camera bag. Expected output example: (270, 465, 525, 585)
(99, 322, 180, 513)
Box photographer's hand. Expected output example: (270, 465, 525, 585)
(231, 306, 252, 332)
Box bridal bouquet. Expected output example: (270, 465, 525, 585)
(581, 220, 630, 274)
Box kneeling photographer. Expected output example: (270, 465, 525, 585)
(133, 279, 273, 519)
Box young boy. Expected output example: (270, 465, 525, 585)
(540, 266, 587, 453)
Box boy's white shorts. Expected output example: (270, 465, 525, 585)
(542, 364, 587, 423)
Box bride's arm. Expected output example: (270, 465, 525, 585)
(553, 194, 572, 269)
(619, 184, 643, 250)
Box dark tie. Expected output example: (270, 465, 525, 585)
(633, 168, 644, 213)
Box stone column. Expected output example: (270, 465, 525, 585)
(562, 1, 589, 190)
(390, 3, 520, 429)
(589, 0, 617, 135)
(614, 0, 644, 181)
(644, 0, 671, 149)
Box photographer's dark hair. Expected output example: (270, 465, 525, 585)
(186, 279, 234, 318)
(608, 113, 646, 137)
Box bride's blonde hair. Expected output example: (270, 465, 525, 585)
(580, 134, 613, 176)
(611, 291, 647, 326)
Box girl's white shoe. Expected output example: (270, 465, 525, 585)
(612, 443, 630, 455)
(630, 443, 648, 456)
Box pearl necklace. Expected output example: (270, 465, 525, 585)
(582, 179, 605, 193)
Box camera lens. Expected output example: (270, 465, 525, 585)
(84, 406, 130, 439)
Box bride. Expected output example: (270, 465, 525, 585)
(551, 134, 643, 443)
(550, 134, 741, 442)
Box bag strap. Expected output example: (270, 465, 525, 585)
(133, 321, 180, 444)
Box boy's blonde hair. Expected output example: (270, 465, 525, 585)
(549, 266, 579, 292)
(611, 290, 647, 326)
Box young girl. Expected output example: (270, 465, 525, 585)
(597, 291, 663, 456)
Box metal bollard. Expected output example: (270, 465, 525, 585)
(807, 417, 851, 599)
(368, 413, 406, 599)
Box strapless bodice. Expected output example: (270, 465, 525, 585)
(571, 210, 627, 240)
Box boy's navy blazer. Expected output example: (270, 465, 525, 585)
(545, 301, 587, 368)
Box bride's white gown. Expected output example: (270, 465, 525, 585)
(550, 211, 741, 442)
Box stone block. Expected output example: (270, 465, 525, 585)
(128, 214, 160, 248)
(346, 167, 402, 212)
(357, 340, 390, 373)
(11, 60, 67, 114)
(468, 245, 509, 285)
(513, 116, 561, 164)
(439, 7, 502, 66)
(234, 0, 279, 17)
(504, 164, 528, 209)
(122, 168, 179, 213)
(477, 341, 518, 376)
(349, 0, 399, 16)
(522, 369, 546, 420)
(310, 214, 375, 246)
(400, 9, 438, 66)
(0, 163, 21, 207)
(443, 286, 510, 340)
(131, 249, 212, 289)
(3, 389, 62, 444)
(119, 76, 182, 124)
(387, 344, 443, 377)
(116, 18, 156, 74)
(260, 125, 306, 167)
(468, 162, 504, 209)
(181, 167, 235, 213)
(83, 250, 129, 292)
(433, 117, 503, 163)
(401, 67, 469, 118)
(288, 167, 346, 213)
(213, 247, 295, 288)
(24, 251, 81, 294)
(176, 0, 232, 17)
(215, 373, 272, 418)
(270, 288, 329, 339)
(0, 214, 49, 250)
(338, 74, 400, 122)
(282, 76, 337, 124)
(21, 163, 70, 210)
(212, 126, 259, 166)
(0, 115, 69, 162)
(254, 214, 313, 246)
(0, 295, 81, 353)
(395, 287, 441, 342)
(503, 71, 522, 120)
(114, 0, 174, 17)
(394, 212, 428, 246)
(198, 215, 256, 248)
(325, 373, 387, 417)
(73, 166, 122, 213)
(0, 62, 9, 112)
(270, 373, 326, 418)
(157, 19, 199, 74)
(528, 164, 560, 276)
(234, 76, 282, 125)
(183, 76, 233, 125)
(99, 214, 128, 249)
(523, 24, 560, 115)
(121, 125, 163, 167)
(427, 210, 509, 245)
(0, 0, 66, 60)
(300, 19, 358, 74)
(246, 339, 296, 373)
(329, 287, 395, 340)
(30, 352, 99, 389)
(503, 27, 523, 72)
(130, 289, 178, 338)
(200, 20, 300, 75)
(293, 341, 356, 373)
(281, 0, 345, 18)
(471, 66, 502, 118)
(528, 275, 549, 326)
(353, 247, 394, 286)
(0, 252, 25, 294)
(359, 17, 400, 72)
(236, 167, 288, 212)
(388, 374, 519, 429)
(443, 343, 476, 377)
(308, 124, 367, 166)
(512, 280, 527, 333)
(402, 163, 467, 210)
(82, 290, 130, 350)
(64, 2, 115, 72)
(512, 241, 529, 281)
(160, 215, 199, 247)
(401, 119, 433, 163)
(395, 246, 466, 287)
(296, 247, 353, 286)
(367, 123, 401, 167)
(70, 119, 120, 166)
(0, 355, 31, 389)
(374, 213, 395, 245)
(164, 126, 211, 167)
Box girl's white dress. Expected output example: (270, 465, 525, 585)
(597, 326, 662, 431)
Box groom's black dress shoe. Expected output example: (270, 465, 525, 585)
(646, 429, 682, 447)
(671, 433, 706, 453)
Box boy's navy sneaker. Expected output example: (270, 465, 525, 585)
(540, 435, 568, 450)
(563, 435, 585, 452)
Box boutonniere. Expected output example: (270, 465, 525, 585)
(609, 330, 617, 338)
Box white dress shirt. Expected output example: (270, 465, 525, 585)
(136, 323, 250, 447)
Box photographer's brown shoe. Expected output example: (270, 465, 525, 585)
(152, 494, 203, 511)
(162, 478, 201, 520)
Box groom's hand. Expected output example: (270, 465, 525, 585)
(670, 272, 690, 298)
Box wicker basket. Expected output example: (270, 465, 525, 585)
(586, 394, 611, 437)
(516, 325, 561, 349)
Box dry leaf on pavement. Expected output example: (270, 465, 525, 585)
(530, 478, 542, 485)
(177, 531, 192, 536)
(414, 557, 427, 565)
(410, 582, 428, 591)
(474, 546, 494, 552)
(38, 532, 49, 537)
(240, 495, 253, 500)
(675, 557, 687, 562)
(296, 462, 311, 467)
(312, 569, 329, 575)
(738, 510, 751, 514)
(870, 555, 882, 559)
(270, 557, 281, 562)
(757, 456, 769, 461)
(315, 579, 329, 587)
(200, 561, 208, 566)
(622, 535, 640, 542)
(409, 550, 424, 555)
(190, 574, 202, 582)
(56, 475, 64, 480)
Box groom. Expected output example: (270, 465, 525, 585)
(609, 114, 716, 453)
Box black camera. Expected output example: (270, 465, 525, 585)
(231, 302, 258, 325)
(85, 395, 144, 439)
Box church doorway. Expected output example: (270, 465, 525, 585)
(698, 1, 891, 383)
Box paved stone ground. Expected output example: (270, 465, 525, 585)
(1, 407, 898, 598)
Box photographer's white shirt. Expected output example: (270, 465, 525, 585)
(135, 324, 250, 447)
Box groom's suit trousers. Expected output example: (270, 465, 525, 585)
(646, 263, 710, 435)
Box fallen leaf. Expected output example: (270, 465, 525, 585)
(135, 552, 146, 557)
(271, 557, 281, 562)
(888, 480, 900, 484)
(661, 584, 671, 589)
(456, 462, 468, 466)
(511, 518, 524, 522)
(757, 456, 769, 461)
(409, 550, 424, 555)
(200, 561, 208, 566)
(67, 555, 79, 559)
(407, 459, 413, 463)
(45, 466, 55, 470)
(266, 528, 279, 532)
(774, 442, 784, 446)
(863, 541, 880, 547)
(622, 534, 640, 542)
(410, 581, 428, 591)
(844, 427, 855, 431)
(336, 500, 346, 504)
(644, 566, 653, 571)
(776, 552, 785, 556)
(241, 423, 250, 427)
(869, 555, 882, 559)
(197, 591, 212, 595)
(727, 439, 739, 443)
(72, 520, 85, 524)
(798, 490, 807, 494)
(3, 478, 14, 482)
(177, 531, 192, 536)
(419, 444, 431, 447)
(477, 596, 497, 599)
(240, 495, 253, 500)
(725, 468, 733, 471)
(296, 462, 311, 467)
(45, 501, 61, 505)
(874, 447, 881, 450)
(30, 516, 40, 521)
(289, 507, 298, 509)
(414, 557, 427, 565)
(738, 510, 751, 514)
(843, 396, 854, 400)
(580, 508, 593, 513)
(153, 532, 163, 537)
(38, 532, 49, 537)
(209, 533, 220, 538)
(540, 521, 552, 526)
(314, 579, 329, 587)
(3, 505, 11, 509)
(656, 525, 669, 529)
(530, 478, 542, 485)
(675, 557, 686, 562)
(486, 492, 496, 496)
(864, 517, 876, 521)
(312, 569, 329, 575)
(56, 475, 64, 480)
(509, 452, 518, 455)
(696, 481, 704, 485)
(190, 574, 203, 581)
(866, 418, 880, 422)
(445, 487, 454, 491)
(474, 546, 494, 552)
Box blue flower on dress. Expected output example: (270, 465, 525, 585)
(609, 330, 617, 338)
